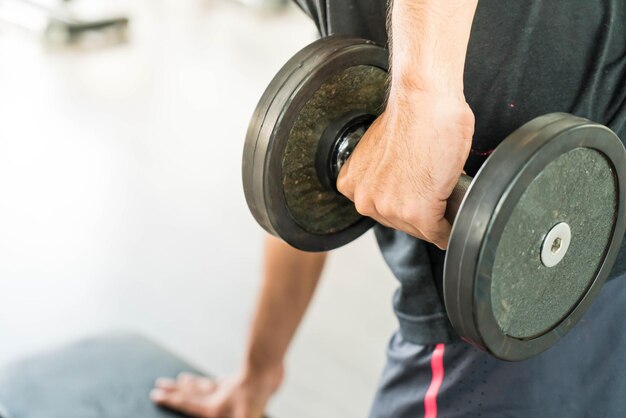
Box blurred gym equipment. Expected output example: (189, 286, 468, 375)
(0, 334, 203, 418)
(0, 0, 129, 48)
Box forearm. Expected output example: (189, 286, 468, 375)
(336, 1, 477, 248)
(244, 235, 326, 375)
(390, 0, 478, 97)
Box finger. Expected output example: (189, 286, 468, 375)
(388, 217, 427, 241)
(175, 373, 196, 393)
(177, 372, 196, 385)
(373, 215, 394, 229)
(421, 216, 452, 250)
(151, 390, 215, 417)
(336, 140, 371, 202)
(372, 199, 428, 239)
(177, 372, 215, 395)
(150, 388, 171, 403)
(154, 378, 177, 391)
(195, 377, 217, 393)
(353, 198, 392, 229)
(336, 163, 355, 201)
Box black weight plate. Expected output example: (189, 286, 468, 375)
(490, 147, 615, 339)
(444, 113, 626, 361)
(242, 37, 389, 251)
(243, 38, 331, 237)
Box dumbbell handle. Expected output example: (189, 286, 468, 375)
(329, 120, 473, 225)
(444, 173, 473, 224)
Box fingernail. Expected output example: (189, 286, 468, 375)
(150, 389, 165, 401)
(177, 372, 193, 381)
(155, 377, 175, 388)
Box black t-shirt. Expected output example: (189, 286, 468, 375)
(294, 0, 626, 345)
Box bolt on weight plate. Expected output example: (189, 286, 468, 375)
(540, 222, 572, 268)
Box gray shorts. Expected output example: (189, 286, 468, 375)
(368, 275, 626, 418)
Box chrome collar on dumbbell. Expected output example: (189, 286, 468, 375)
(315, 110, 375, 193)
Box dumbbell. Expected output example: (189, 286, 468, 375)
(242, 36, 626, 360)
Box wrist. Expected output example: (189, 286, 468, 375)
(242, 355, 284, 382)
(390, 68, 465, 100)
(241, 361, 284, 394)
(387, 80, 471, 116)
(384, 86, 475, 141)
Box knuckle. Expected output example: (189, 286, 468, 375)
(375, 198, 396, 220)
(336, 175, 352, 197)
(177, 372, 193, 382)
(401, 203, 424, 227)
(168, 393, 184, 406)
(336, 174, 346, 190)
(354, 194, 375, 217)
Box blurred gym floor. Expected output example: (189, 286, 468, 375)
(0, 1, 397, 417)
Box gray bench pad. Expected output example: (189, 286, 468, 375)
(0, 333, 204, 418)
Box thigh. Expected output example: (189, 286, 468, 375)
(369, 276, 626, 418)
(367, 332, 435, 418)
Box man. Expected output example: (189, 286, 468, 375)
(150, 1, 626, 417)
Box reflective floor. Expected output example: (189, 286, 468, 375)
(0, 1, 396, 417)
